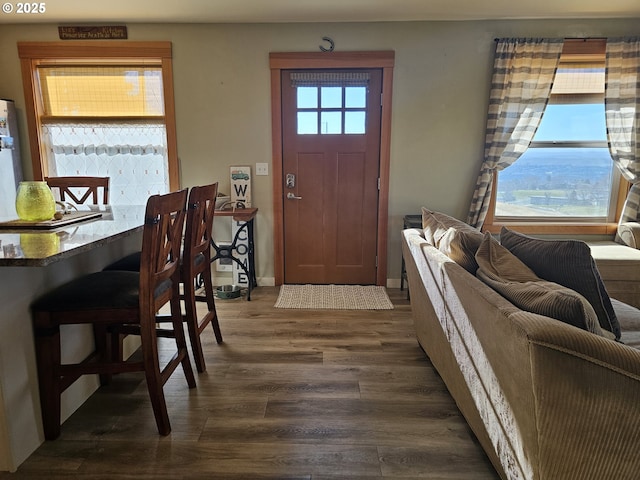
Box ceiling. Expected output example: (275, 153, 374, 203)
(1, 0, 639, 24)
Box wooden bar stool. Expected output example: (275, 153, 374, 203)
(31, 189, 195, 440)
(104, 183, 223, 373)
(45, 176, 110, 204)
(180, 182, 223, 371)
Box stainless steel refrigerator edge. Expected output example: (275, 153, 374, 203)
(0, 99, 23, 218)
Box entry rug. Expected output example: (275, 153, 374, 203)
(275, 284, 394, 310)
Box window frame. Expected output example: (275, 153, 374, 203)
(483, 170, 628, 235)
(482, 38, 628, 235)
(17, 41, 180, 190)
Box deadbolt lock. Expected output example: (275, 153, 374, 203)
(286, 173, 295, 189)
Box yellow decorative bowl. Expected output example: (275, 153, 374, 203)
(15, 181, 56, 221)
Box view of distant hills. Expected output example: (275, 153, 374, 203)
(499, 148, 612, 184)
(496, 148, 614, 216)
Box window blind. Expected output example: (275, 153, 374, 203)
(38, 66, 164, 117)
(290, 71, 370, 87)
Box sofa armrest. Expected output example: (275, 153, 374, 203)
(617, 222, 640, 249)
(510, 310, 640, 377)
(508, 312, 640, 479)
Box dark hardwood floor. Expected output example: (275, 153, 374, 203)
(2, 287, 498, 479)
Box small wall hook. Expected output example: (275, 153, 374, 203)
(320, 36, 335, 52)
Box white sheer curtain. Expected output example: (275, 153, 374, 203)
(467, 38, 563, 228)
(42, 123, 169, 206)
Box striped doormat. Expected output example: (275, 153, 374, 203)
(274, 284, 394, 310)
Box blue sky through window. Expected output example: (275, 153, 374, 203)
(296, 86, 366, 134)
(536, 103, 606, 141)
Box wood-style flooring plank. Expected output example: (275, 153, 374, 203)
(200, 416, 475, 447)
(74, 442, 382, 477)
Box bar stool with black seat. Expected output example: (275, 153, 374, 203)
(45, 176, 110, 205)
(31, 189, 195, 440)
(104, 183, 223, 373)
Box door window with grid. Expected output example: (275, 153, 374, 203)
(291, 71, 369, 135)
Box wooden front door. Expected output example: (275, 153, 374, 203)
(281, 69, 383, 284)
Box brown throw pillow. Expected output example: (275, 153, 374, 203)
(475, 232, 605, 336)
(500, 227, 620, 340)
(421, 208, 484, 262)
(438, 227, 484, 273)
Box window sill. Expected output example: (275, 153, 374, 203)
(482, 222, 619, 236)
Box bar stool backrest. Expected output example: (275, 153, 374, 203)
(140, 189, 188, 316)
(183, 182, 218, 274)
(45, 176, 110, 204)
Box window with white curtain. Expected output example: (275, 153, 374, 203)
(42, 122, 169, 205)
(38, 65, 169, 205)
(18, 42, 180, 206)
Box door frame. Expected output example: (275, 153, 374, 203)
(269, 51, 395, 286)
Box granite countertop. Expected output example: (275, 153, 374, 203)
(0, 205, 145, 267)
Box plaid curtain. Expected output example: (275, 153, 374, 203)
(467, 38, 563, 228)
(606, 37, 640, 224)
(618, 183, 640, 228)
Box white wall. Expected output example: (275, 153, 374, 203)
(1, 18, 638, 283)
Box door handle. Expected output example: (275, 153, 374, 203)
(287, 192, 302, 200)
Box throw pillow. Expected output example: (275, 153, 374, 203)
(430, 210, 482, 235)
(422, 207, 459, 247)
(422, 207, 447, 247)
(499, 227, 621, 340)
(421, 207, 449, 246)
(438, 227, 484, 274)
(475, 232, 605, 336)
(421, 207, 484, 248)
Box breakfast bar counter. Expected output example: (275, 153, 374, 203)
(0, 205, 145, 471)
(0, 205, 145, 266)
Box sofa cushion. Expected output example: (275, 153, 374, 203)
(500, 227, 621, 340)
(611, 298, 640, 349)
(421, 208, 484, 272)
(475, 232, 605, 337)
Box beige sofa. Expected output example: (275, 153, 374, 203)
(402, 212, 640, 480)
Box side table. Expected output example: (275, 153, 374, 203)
(401, 214, 422, 298)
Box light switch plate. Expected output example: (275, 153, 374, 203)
(256, 163, 269, 176)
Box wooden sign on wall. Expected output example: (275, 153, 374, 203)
(58, 26, 128, 40)
(230, 166, 252, 207)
